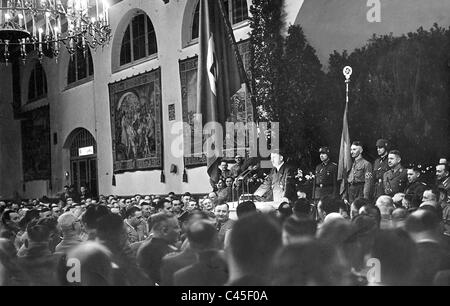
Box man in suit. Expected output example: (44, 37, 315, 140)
(312, 147, 338, 201)
(226, 214, 282, 286)
(254, 149, 296, 203)
(174, 220, 228, 286)
(347, 141, 373, 203)
(137, 213, 181, 285)
(373, 139, 390, 200)
(383, 150, 408, 197)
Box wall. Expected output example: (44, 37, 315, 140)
(0, 0, 254, 198)
(0, 64, 22, 199)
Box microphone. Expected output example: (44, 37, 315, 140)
(236, 168, 252, 181)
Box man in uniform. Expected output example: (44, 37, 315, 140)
(383, 150, 408, 197)
(254, 149, 296, 204)
(312, 147, 338, 201)
(347, 141, 373, 203)
(404, 165, 428, 208)
(230, 155, 245, 179)
(373, 139, 390, 200)
(436, 163, 450, 192)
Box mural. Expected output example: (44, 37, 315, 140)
(109, 69, 163, 173)
(21, 106, 51, 181)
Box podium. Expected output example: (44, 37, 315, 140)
(228, 200, 279, 220)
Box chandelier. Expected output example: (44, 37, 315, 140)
(0, 0, 111, 63)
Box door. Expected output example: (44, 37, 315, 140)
(69, 128, 98, 199)
(71, 158, 98, 198)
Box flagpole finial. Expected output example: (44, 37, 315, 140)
(343, 66, 353, 81)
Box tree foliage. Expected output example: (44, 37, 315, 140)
(250, 2, 450, 175)
(249, 0, 285, 121)
(327, 24, 450, 167)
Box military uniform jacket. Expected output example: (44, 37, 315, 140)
(348, 157, 373, 199)
(373, 155, 390, 198)
(313, 161, 338, 200)
(438, 177, 450, 191)
(404, 181, 428, 202)
(254, 163, 296, 203)
(383, 165, 407, 196)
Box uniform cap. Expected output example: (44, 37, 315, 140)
(376, 139, 389, 148)
(319, 147, 330, 154)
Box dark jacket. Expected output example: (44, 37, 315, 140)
(16, 242, 64, 286)
(174, 250, 228, 286)
(414, 240, 450, 286)
(313, 160, 338, 200)
(373, 155, 390, 199)
(160, 247, 197, 286)
(137, 237, 178, 285)
(404, 180, 428, 207)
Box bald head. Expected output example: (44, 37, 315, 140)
(58, 212, 81, 235)
(376, 196, 394, 216)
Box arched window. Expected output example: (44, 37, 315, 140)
(28, 62, 47, 102)
(191, 0, 248, 40)
(191, 2, 200, 40)
(68, 43, 94, 85)
(120, 13, 158, 66)
(228, 0, 249, 24)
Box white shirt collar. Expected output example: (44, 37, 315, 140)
(276, 162, 285, 172)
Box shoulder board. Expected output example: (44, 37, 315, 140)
(420, 182, 427, 186)
(331, 162, 337, 166)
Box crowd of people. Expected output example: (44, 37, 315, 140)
(1, 139, 450, 286)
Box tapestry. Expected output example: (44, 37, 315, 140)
(108, 69, 163, 173)
(21, 106, 51, 181)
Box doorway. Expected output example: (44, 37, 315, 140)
(68, 128, 98, 198)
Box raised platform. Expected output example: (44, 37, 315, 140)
(228, 201, 279, 220)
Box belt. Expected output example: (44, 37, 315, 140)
(316, 184, 333, 188)
(349, 181, 365, 186)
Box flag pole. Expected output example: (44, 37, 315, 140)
(339, 66, 353, 200)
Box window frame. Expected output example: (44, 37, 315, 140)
(190, 0, 249, 43)
(119, 13, 158, 68)
(27, 62, 48, 103)
(66, 43, 94, 89)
